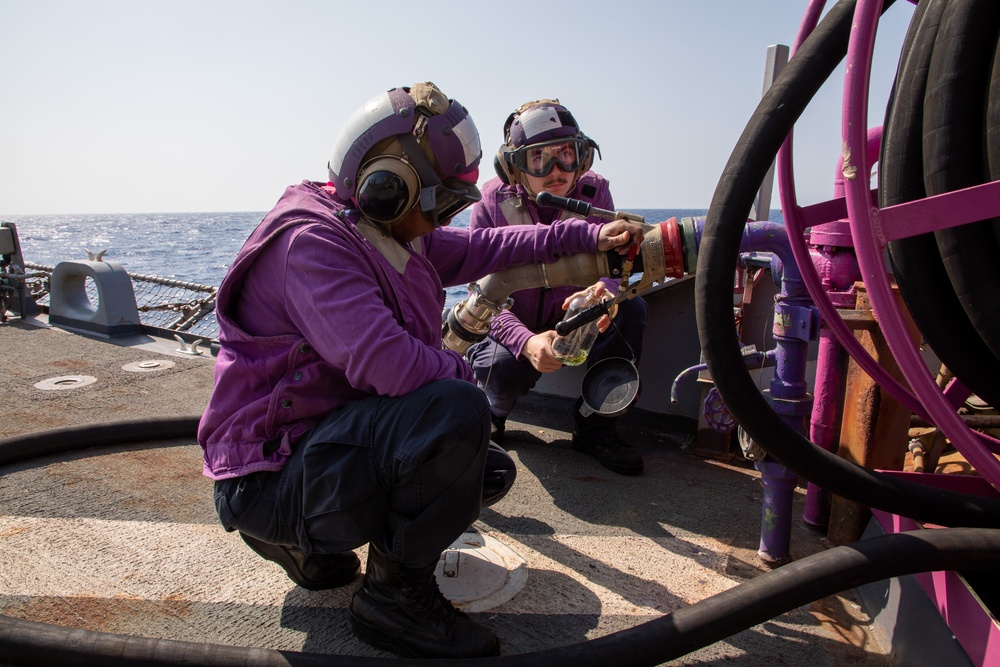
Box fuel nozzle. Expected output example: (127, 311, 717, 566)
(536, 191, 690, 292)
(440, 195, 698, 355)
(535, 191, 646, 223)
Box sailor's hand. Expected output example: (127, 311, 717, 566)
(522, 331, 563, 373)
(597, 219, 644, 254)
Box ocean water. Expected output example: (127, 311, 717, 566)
(5, 211, 261, 287)
(4, 207, 782, 307)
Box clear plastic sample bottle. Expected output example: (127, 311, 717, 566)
(552, 288, 606, 366)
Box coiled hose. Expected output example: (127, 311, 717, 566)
(696, 0, 1000, 527)
(883, 0, 1000, 409)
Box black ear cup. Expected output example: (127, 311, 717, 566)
(501, 110, 518, 143)
(355, 156, 420, 224)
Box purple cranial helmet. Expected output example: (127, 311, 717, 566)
(494, 99, 600, 192)
(507, 101, 581, 148)
(328, 82, 482, 227)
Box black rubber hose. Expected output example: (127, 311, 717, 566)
(925, 0, 1000, 364)
(989, 13, 1000, 202)
(882, 0, 1000, 411)
(695, 0, 1000, 527)
(0, 416, 202, 466)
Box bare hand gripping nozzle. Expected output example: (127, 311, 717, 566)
(441, 191, 693, 354)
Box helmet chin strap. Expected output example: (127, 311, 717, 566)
(396, 132, 470, 227)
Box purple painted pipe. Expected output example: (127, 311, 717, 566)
(802, 330, 850, 526)
(801, 212, 866, 526)
(754, 460, 800, 564)
(778, 129, 877, 532)
(687, 175, 866, 557)
(674, 217, 813, 562)
(738, 222, 814, 563)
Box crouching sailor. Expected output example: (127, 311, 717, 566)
(197, 82, 644, 659)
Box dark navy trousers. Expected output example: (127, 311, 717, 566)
(214, 378, 491, 568)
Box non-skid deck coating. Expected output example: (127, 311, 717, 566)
(0, 319, 891, 665)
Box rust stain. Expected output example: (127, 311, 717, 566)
(808, 596, 872, 652)
(8, 595, 195, 633)
(0, 525, 30, 538)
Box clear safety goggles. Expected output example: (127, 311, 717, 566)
(509, 138, 588, 177)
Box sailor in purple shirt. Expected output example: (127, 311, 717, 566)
(197, 83, 643, 659)
(467, 99, 649, 476)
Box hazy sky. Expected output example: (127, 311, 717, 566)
(1, 1, 915, 215)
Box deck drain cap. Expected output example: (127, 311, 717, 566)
(123, 359, 175, 373)
(34, 375, 98, 391)
(434, 532, 527, 612)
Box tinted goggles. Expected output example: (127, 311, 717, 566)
(509, 138, 587, 177)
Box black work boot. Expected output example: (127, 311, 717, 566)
(239, 532, 361, 590)
(349, 544, 500, 658)
(483, 440, 517, 507)
(571, 399, 644, 476)
(490, 413, 506, 443)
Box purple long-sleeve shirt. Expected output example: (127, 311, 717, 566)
(198, 180, 602, 479)
(467, 173, 617, 359)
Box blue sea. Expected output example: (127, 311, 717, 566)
(3, 208, 782, 307)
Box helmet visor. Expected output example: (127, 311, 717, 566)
(420, 177, 481, 227)
(509, 138, 587, 178)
